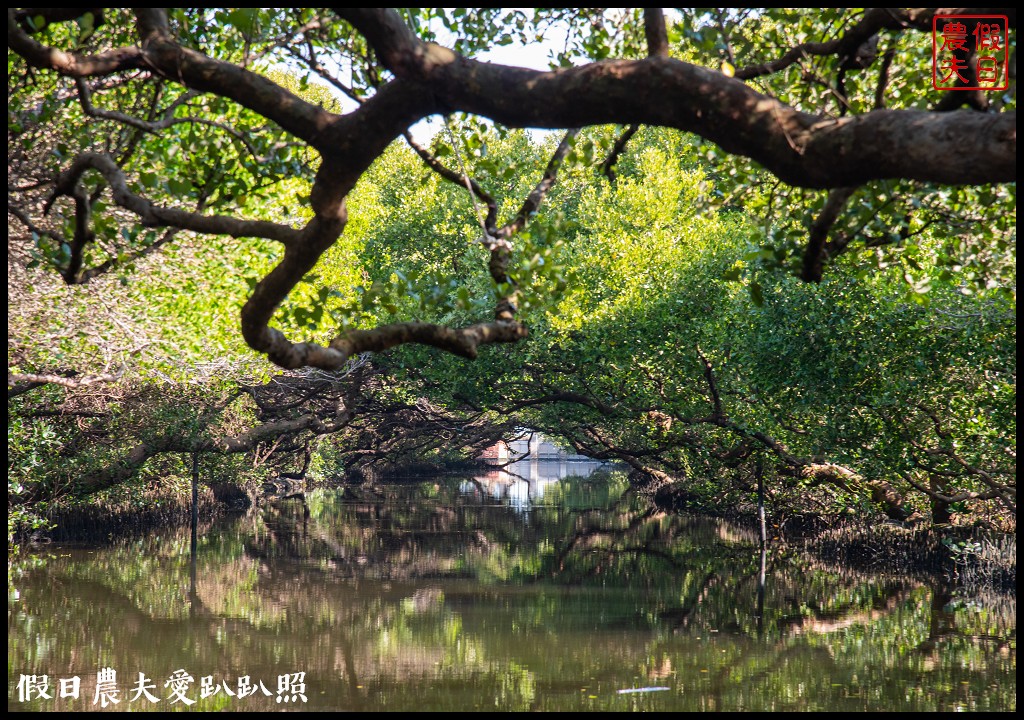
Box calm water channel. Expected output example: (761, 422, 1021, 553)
(8, 462, 1016, 712)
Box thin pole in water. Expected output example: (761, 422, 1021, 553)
(190, 452, 199, 613)
(756, 454, 767, 636)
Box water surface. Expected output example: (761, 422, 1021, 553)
(8, 466, 1016, 711)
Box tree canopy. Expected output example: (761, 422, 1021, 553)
(8, 8, 1016, 370)
(7, 9, 1016, 539)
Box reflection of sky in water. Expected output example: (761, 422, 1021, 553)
(462, 459, 610, 510)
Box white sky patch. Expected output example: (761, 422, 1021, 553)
(410, 13, 570, 142)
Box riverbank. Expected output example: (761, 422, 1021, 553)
(14, 469, 1015, 597)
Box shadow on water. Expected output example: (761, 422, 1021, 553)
(8, 462, 1016, 712)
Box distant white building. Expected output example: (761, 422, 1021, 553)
(473, 431, 609, 510)
(480, 431, 595, 463)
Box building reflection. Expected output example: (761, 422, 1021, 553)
(468, 432, 609, 509)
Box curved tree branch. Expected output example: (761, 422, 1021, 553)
(7, 8, 143, 76)
(9, 8, 337, 143)
(335, 8, 1015, 188)
(47, 152, 303, 246)
(9, 7, 1017, 374)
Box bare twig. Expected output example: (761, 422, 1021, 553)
(600, 124, 639, 183)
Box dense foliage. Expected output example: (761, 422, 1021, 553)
(358, 129, 1015, 528)
(7, 9, 1016, 544)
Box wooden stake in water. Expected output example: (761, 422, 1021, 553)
(756, 454, 767, 635)
(190, 452, 199, 613)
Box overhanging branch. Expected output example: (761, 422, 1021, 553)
(47, 152, 304, 246)
(335, 8, 1015, 188)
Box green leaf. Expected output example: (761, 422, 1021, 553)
(166, 178, 193, 195)
(77, 12, 95, 43)
(749, 280, 764, 307)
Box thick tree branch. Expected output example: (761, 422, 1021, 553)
(47, 152, 303, 246)
(331, 7, 429, 78)
(330, 320, 528, 362)
(61, 180, 93, 284)
(801, 186, 859, 282)
(11, 8, 337, 144)
(643, 8, 669, 57)
(7, 8, 143, 76)
(15, 9, 1019, 194)
(334, 9, 1015, 188)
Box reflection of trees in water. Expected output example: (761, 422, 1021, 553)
(244, 483, 1014, 640)
(9, 480, 1016, 711)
